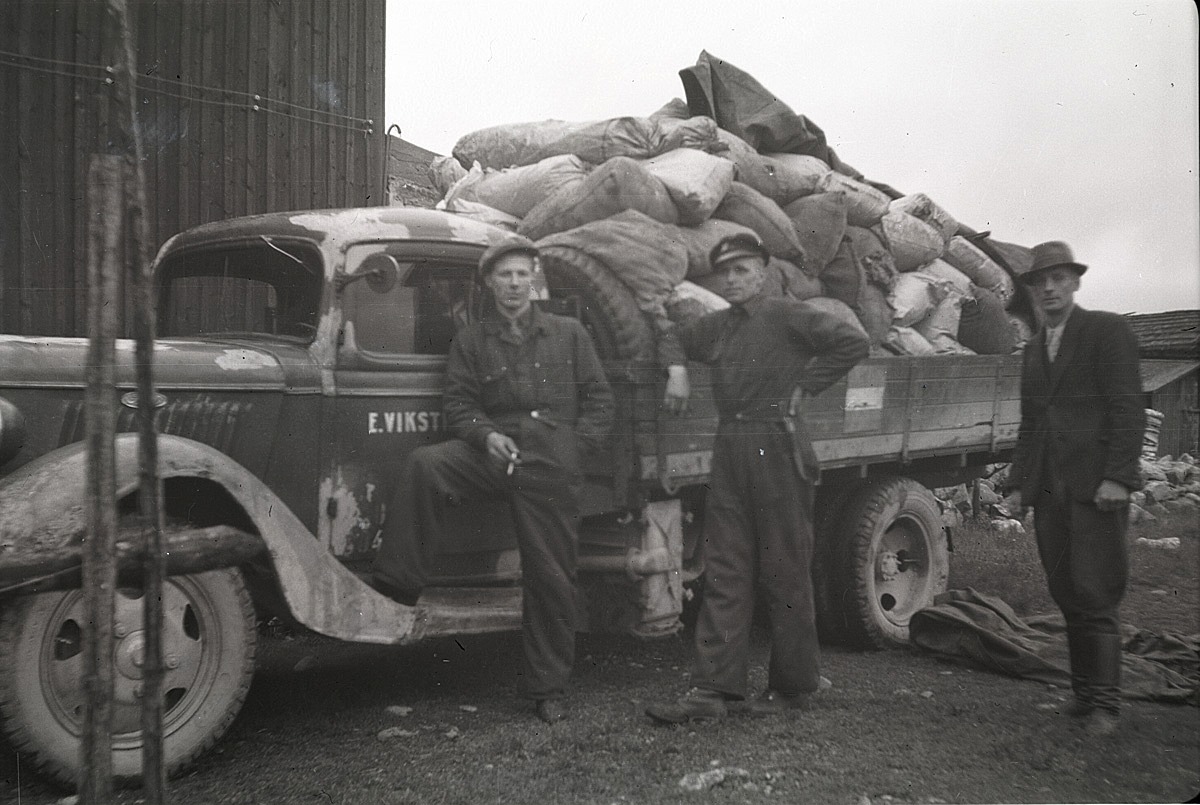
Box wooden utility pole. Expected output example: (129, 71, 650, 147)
(81, 152, 123, 805)
(82, 1, 166, 802)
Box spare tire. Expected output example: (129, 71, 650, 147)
(538, 244, 656, 361)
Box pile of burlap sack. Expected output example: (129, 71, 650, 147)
(427, 52, 1035, 358)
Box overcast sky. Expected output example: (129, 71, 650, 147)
(384, 0, 1199, 315)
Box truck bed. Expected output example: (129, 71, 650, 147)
(629, 353, 1022, 491)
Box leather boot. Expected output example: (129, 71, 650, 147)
(1083, 632, 1123, 737)
(1063, 627, 1093, 716)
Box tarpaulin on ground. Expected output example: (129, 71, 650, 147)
(910, 588, 1199, 705)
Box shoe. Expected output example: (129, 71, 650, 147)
(1082, 709, 1119, 738)
(535, 699, 567, 724)
(645, 687, 729, 724)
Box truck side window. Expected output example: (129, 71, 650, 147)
(157, 241, 322, 341)
(345, 262, 473, 357)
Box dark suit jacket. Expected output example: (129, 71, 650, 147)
(1010, 306, 1145, 502)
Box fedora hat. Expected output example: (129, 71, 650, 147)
(1017, 240, 1088, 284)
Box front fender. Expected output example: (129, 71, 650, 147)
(0, 434, 418, 643)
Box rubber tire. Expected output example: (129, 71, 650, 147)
(0, 568, 256, 788)
(821, 477, 949, 648)
(538, 243, 656, 361)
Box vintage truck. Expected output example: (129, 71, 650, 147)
(0, 206, 1021, 785)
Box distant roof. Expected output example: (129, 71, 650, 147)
(1125, 310, 1200, 359)
(1140, 359, 1199, 392)
(386, 134, 442, 209)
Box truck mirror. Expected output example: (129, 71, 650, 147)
(335, 253, 400, 294)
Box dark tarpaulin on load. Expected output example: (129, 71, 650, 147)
(679, 50, 859, 175)
(910, 588, 1199, 705)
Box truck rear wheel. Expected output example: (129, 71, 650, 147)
(821, 477, 949, 648)
(537, 244, 655, 361)
(0, 568, 256, 788)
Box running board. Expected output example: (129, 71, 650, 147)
(410, 586, 524, 640)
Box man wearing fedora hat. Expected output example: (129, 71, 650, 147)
(372, 234, 613, 723)
(1008, 240, 1145, 738)
(645, 232, 869, 723)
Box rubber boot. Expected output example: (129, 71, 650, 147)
(1083, 632, 1122, 738)
(1063, 627, 1093, 716)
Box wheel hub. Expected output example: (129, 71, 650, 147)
(878, 550, 901, 581)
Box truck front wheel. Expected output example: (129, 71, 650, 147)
(822, 477, 949, 648)
(0, 568, 256, 788)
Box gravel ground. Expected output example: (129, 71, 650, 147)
(2, 517, 1197, 805)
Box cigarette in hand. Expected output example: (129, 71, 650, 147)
(506, 450, 519, 475)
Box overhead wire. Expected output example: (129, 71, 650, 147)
(0, 46, 374, 132)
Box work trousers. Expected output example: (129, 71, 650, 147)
(374, 439, 581, 701)
(692, 420, 820, 699)
(1034, 478, 1128, 712)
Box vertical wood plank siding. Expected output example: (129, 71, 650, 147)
(0, 0, 387, 336)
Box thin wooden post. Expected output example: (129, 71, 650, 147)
(81, 153, 124, 804)
(102, 0, 169, 799)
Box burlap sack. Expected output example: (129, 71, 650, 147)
(957, 285, 1018, 355)
(643, 148, 736, 226)
(889, 193, 959, 245)
(890, 270, 952, 327)
(451, 155, 590, 218)
(766, 152, 831, 204)
(855, 280, 895, 346)
(715, 128, 782, 199)
(944, 236, 1015, 308)
(711, 182, 806, 267)
(429, 156, 468, 197)
(805, 296, 870, 342)
(454, 116, 672, 170)
(886, 325, 937, 356)
(518, 156, 679, 241)
(817, 172, 891, 227)
(845, 226, 898, 289)
(916, 293, 974, 354)
(819, 238, 862, 308)
(774, 257, 823, 300)
(879, 211, 945, 272)
(920, 259, 974, 298)
(672, 219, 760, 278)
(436, 197, 521, 231)
(783, 191, 849, 274)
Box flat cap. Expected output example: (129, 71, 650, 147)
(478, 234, 538, 276)
(1016, 240, 1088, 284)
(710, 232, 769, 269)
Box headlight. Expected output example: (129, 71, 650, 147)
(0, 397, 26, 467)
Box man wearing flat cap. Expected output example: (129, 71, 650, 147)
(1007, 240, 1144, 738)
(372, 234, 613, 724)
(646, 232, 869, 723)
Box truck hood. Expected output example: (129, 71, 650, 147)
(0, 334, 316, 391)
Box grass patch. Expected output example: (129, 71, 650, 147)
(950, 511, 1199, 635)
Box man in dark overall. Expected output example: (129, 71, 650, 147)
(646, 232, 869, 722)
(372, 234, 614, 723)
(1007, 241, 1144, 738)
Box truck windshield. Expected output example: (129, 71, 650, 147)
(157, 239, 323, 341)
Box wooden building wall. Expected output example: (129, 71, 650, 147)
(0, 0, 386, 336)
(1149, 372, 1200, 458)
